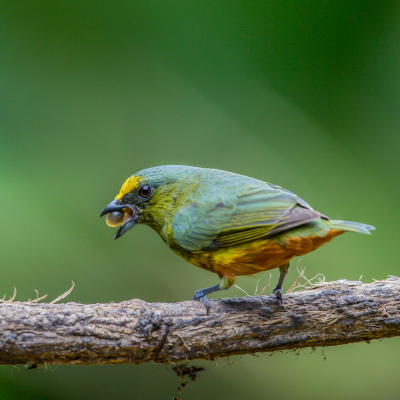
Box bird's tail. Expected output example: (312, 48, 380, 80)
(328, 220, 375, 235)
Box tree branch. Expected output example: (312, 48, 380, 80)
(1, 277, 399, 366)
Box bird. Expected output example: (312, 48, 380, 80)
(100, 165, 375, 312)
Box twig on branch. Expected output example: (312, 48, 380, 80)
(0, 277, 399, 366)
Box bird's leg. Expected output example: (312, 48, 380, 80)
(273, 262, 290, 306)
(192, 277, 235, 314)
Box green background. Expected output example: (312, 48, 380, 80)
(1, 1, 399, 399)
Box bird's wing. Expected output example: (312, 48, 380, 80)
(172, 183, 321, 251)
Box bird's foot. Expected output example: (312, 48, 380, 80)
(273, 285, 283, 306)
(192, 289, 210, 314)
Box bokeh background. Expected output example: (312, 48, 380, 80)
(1, 1, 399, 399)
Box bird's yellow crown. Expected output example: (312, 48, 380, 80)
(115, 176, 141, 201)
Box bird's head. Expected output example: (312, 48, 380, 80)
(100, 165, 202, 240)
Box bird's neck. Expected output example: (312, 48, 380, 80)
(143, 185, 196, 247)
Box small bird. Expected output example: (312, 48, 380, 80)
(100, 165, 375, 311)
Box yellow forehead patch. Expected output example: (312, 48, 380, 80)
(115, 176, 141, 201)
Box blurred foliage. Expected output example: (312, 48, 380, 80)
(1, 1, 399, 399)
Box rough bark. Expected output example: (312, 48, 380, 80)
(0, 277, 399, 366)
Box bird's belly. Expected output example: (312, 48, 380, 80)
(189, 229, 343, 279)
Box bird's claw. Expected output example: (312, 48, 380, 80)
(273, 285, 283, 306)
(192, 290, 210, 314)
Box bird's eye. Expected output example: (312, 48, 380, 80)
(138, 185, 153, 200)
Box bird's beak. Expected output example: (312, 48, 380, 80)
(100, 200, 140, 240)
